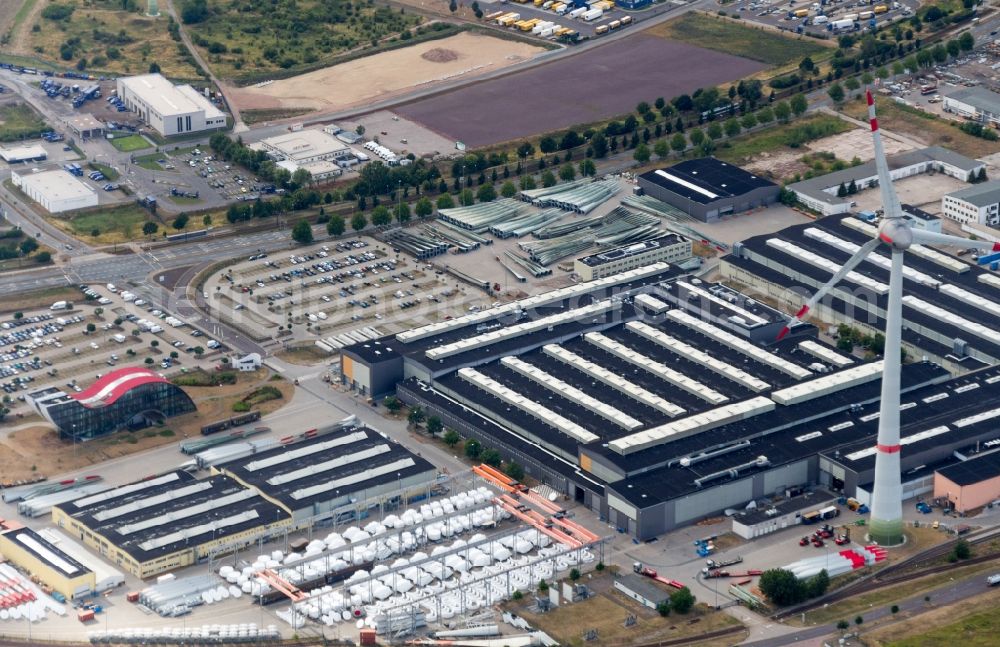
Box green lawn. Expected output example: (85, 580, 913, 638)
(133, 153, 164, 171)
(9, 0, 39, 39)
(0, 102, 48, 142)
(65, 205, 154, 244)
(716, 114, 852, 166)
(888, 610, 1000, 647)
(649, 12, 827, 66)
(109, 134, 152, 152)
(88, 162, 119, 181)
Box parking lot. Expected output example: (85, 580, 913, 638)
(0, 285, 224, 419)
(737, 0, 917, 38)
(481, 0, 654, 39)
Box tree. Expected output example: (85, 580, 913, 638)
(799, 56, 815, 74)
(855, 615, 864, 626)
(757, 106, 774, 124)
(172, 213, 189, 230)
(670, 132, 687, 155)
(407, 406, 426, 426)
(436, 194, 455, 210)
(142, 221, 159, 236)
(741, 112, 757, 131)
(519, 175, 536, 191)
(371, 206, 392, 226)
(149, 62, 161, 74)
(827, 82, 845, 104)
(836, 620, 850, 632)
(414, 196, 434, 218)
(724, 118, 741, 138)
(144, 357, 154, 365)
(464, 438, 482, 459)
(539, 136, 557, 153)
(653, 139, 669, 160)
(443, 429, 461, 447)
(890, 605, 899, 615)
(393, 202, 411, 222)
(516, 142, 535, 159)
(383, 395, 402, 412)
(86, 323, 96, 334)
(932, 44, 948, 64)
(504, 461, 525, 480)
(202, 214, 212, 226)
(806, 569, 829, 598)
(291, 220, 313, 244)
(579, 159, 596, 177)
(19, 238, 38, 255)
(291, 167, 312, 189)
(538, 579, 548, 592)
(952, 538, 971, 560)
(459, 188, 475, 206)
(476, 184, 496, 202)
(861, 72, 874, 86)
(688, 128, 705, 147)
(559, 163, 576, 182)
(591, 133, 608, 159)
(759, 569, 804, 606)
(657, 601, 670, 616)
(449, 0, 457, 11)
(845, 77, 861, 95)
(569, 568, 581, 581)
(351, 212, 367, 232)
(774, 101, 792, 122)
(790, 93, 808, 117)
(327, 215, 345, 237)
(959, 31, 974, 52)
(541, 171, 557, 188)
(706, 123, 723, 141)
(670, 587, 695, 614)
(837, 182, 848, 197)
(480, 448, 502, 467)
(35, 251, 50, 263)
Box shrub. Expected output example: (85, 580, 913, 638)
(232, 401, 251, 412)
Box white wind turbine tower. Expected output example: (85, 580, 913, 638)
(776, 89, 1000, 546)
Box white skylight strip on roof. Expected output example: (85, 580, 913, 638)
(93, 482, 213, 522)
(501, 356, 642, 430)
(542, 344, 686, 417)
(846, 425, 950, 461)
(666, 309, 813, 379)
(626, 321, 771, 392)
(634, 293, 670, 314)
(138, 510, 260, 552)
(903, 295, 1000, 345)
(939, 284, 1000, 320)
(266, 444, 390, 486)
(954, 383, 981, 394)
(841, 217, 968, 273)
(245, 431, 368, 472)
(798, 340, 854, 368)
(458, 367, 599, 444)
(953, 406, 1000, 428)
(74, 473, 180, 509)
(796, 431, 823, 442)
(978, 273, 1000, 290)
(291, 458, 415, 501)
(766, 238, 890, 296)
(117, 489, 256, 536)
(922, 392, 949, 403)
(676, 281, 768, 325)
(804, 227, 941, 288)
(654, 170, 718, 199)
(17, 533, 77, 575)
(770, 361, 883, 406)
(586, 332, 728, 404)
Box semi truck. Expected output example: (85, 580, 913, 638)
(813, 14, 829, 24)
(828, 18, 856, 30)
(582, 7, 603, 20)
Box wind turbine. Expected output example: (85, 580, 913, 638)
(776, 90, 1000, 546)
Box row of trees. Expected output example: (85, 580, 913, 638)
(759, 568, 830, 606)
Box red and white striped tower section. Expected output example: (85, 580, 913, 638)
(777, 90, 1000, 545)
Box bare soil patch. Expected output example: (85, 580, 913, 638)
(422, 47, 459, 63)
(396, 33, 765, 147)
(230, 32, 544, 114)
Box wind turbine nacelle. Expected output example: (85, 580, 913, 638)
(878, 219, 913, 251)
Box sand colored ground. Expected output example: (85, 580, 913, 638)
(230, 32, 544, 114)
(0, 370, 294, 481)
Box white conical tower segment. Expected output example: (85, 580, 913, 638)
(777, 89, 1000, 546)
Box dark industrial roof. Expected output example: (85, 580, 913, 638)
(343, 338, 402, 364)
(0, 526, 91, 577)
(216, 426, 437, 511)
(944, 86, 1000, 116)
(59, 471, 288, 564)
(615, 574, 671, 603)
(735, 489, 838, 526)
(946, 181, 1000, 209)
(577, 234, 688, 268)
(936, 450, 1000, 487)
(639, 158, 776, 205)
(902, 204, 940, 224)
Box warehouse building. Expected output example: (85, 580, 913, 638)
(943, 86, 1000, 128)
(10, 168, 98, 214)
(52, 470, 291, 579)
(0, 521, 95, 600)
(636, 158, 779, 222)
(116, 73, 226, 137)
(37, 528, 124, 593)
(0, 144, 47, 163)
(27, 367, 196, 441)
(788, 147, 984, 216)
(721, 214, 1000, 372)
(213, 424, 438, 524)
(257, 130, 352, 182)
(574, 234, 692, 281)
(941, 181, 1000, 226)
(934, 450, 1000, 513)
(613, 574, 670, 610)
(67, 114, 105, 140)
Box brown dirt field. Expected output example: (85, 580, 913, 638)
(0, 286, 79, 315)
(229, 32, 544, 113)
(862, 588, 1000, 646)
(0, 370, 294, 480)
(0, 0, 24, 37)
(7, 0, 42, 53)
(274, 345, 334, 366)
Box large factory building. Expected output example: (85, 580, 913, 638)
(340, 262, 1000, 539)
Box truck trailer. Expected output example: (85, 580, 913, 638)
(582, 8, 603, 20)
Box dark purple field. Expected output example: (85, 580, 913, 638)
(395, 34, 766, 147)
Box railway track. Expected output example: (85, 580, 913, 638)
(634, 623, 748, 647)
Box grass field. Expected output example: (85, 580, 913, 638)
(185, 0, 422, 80)
(0, 285, 78, 314)
(109, 134, 151, 152)
(61, 204, 154, 244)
(846, 96, 1000, 159)
(241, 107, 314, 126)
(0, 101, 48, 141)
(8, 0, 38, 39)
(864, 590, 1000, 647)
(133, 153, 165, 171)
(21, 0, 201, 78)
(648, 12, 827, 67)
(715, 114, 852, 167)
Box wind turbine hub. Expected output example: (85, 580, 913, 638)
(878, 219, 912, 251)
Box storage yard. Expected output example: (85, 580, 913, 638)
(396, 32, 766, 147)
(228, 32, 546, 116)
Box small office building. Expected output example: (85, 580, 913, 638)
(0, 144, 47, 163)
(934, 451, 1000, 513)
(67, 114, 105, 140)
(11, 168, 98, 214)
(613, 574, 671, 610)
(574, 234, 692, 281)
(941, 181, 1000, 226)
(943, 86, 1000, 128)
(637, 158, 779, 222)
(116, 73, 226, 137)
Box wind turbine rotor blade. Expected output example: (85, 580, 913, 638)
(909, 229, 1000, 252)
(867, 89, 904, 222)
(777, 237, 881, 340)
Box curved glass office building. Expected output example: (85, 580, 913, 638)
(27, 367, 195, 441)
